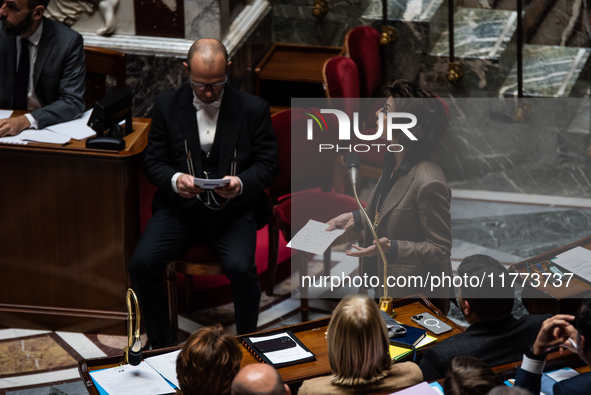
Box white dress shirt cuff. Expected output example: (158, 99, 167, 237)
(172, 172, 183, 194)
(24, 113, 38, 129)
(521, 354, 546, 374)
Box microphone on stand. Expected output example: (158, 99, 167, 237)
(345, 153, 395, 317)
(346, 152, 359, 187)
(124, 288, 143, 366)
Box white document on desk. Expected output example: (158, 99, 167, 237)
(144, 350, 181, 389)
(46, 110, 96, 140)
(89, 362, 174, 395)
(0, 109, 13, 119)
(19, 129, 70, 144)
(552, 246, 591, 283)
(0, 135, 27, 145)
(250, 332, 314, 365)
(287, 219, 345, 255)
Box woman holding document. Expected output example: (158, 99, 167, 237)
(326, 80, 453, 313)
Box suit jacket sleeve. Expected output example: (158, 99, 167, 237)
(514, 367, 542, 394)
(396, 179, 452, 264)
(30, 27, 85, 128)
(143, 93, 179, 197)
(419, 346, 448, 381)
(234, 99, 278, 201)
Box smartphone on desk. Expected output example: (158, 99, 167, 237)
(254, 336, 297, 353)
(411, 312, 452, 335)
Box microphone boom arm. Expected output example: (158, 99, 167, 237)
(350, 182, 390, 301)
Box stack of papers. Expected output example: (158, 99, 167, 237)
(505, 367, 580, 394)
(389, 335, 437, 361)
(89, 350, 181, 395)
(552, 246, 591, 284)
(0, 110, 96, 145)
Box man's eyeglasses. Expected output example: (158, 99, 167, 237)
(189, 75, 228, 92)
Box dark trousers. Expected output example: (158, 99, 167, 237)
(129, 205, 260, 341)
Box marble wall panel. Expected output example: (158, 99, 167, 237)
(452, 209, 591, 258)
(271, 0, 366, 46)
(438, 99, 591, 198)
(185, 0, 221, 40)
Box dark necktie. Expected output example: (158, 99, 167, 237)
(13, 38, 30, 110)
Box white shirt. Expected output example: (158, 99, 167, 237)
(171, 89, 243, 195)
(18, 20, 43, 128)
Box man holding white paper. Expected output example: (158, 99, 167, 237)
(129, 38, 278, 347)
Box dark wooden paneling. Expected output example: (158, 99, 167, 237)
(0, 120, 150, 334)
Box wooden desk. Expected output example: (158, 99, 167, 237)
(255, 44, 343, 113)
(78, 295, 464, 393)
(0, 118, 150, 334)
(509, 236, 591, 315)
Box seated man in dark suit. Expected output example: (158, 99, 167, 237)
(515, 301, 591, 395)
(419, 254, 549, 381)
(129, 38, 278, 349)
(0, 0, 85, 137)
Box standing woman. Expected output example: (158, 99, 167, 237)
(327, 79, 452, 313)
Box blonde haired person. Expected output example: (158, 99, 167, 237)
(298, 295, 422, 394)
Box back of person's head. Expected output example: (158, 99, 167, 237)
(443, 356, 497, 395)
(458, 255, 514, 321)
(488, 385, 533, 395)
(176, 324, 242, 395)
(576, 299, 591, 356)
(382, 79, 448, 157)
(327, 294, 391, 386)
(231, 363, 289, 395)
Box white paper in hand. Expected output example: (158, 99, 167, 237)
(288, 219, 345, 255)
(194, 177, 230, 189)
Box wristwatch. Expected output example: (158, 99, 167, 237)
(526, 345, 547, 361)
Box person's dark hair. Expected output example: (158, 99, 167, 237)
(176, 324, 242, 395)
(576, 299, 591, 351)
(443, 356, 497, 395)
(28, 0, 50, 9)
(382, 79, 448, 157)
(458, 255, 514, 320)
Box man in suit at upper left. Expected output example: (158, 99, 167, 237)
(0, 0, 85, 137)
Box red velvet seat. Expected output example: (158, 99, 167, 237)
(267, 109, 364, 321)
(345, 26, 382, 98)
(322, 56, 359, 99)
